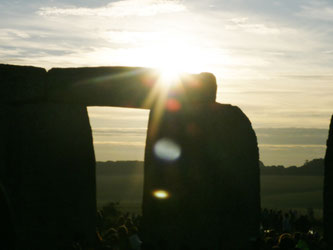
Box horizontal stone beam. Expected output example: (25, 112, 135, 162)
(47, 66, 157, 108)
(1, 64, 217, 108)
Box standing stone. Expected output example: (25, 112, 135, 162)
(324, 115, 333, 248)
(0, 64, 47, 249)
(1, 103, 96, 250)
(142, 73, 260, 250)
(0, 64, 46, 103)
(0, 105, 16, 250)
(0, 65, 96, 249)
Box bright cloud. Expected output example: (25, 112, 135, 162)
(93, 141, 145, 146)
(225, 17, 281, 34)
(259, 144, 326, 149)
(0, 28, 31, 39)
(37, 0, 187, 17)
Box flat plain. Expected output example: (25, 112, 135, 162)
(96, 171, 324, 216)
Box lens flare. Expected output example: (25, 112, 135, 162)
(153, 138, 181, 161)
(166, 98, 181, 112)
(153, 190, 170, 199)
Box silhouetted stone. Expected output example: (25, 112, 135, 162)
(324, 115, 333, 248)
(0, 64, 97, 249)
(47, 67, 158, 108)
(142, 73, 260, 250)
(0, 106, 15, 250)
(0, 64, 46, 103)
(0, 64, 260, 250)
(0, 64, 165, 249)
(0, 103, 96, 249)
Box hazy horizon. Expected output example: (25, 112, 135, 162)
(1, 0, 332, 166)
(89, 106, 329, 166)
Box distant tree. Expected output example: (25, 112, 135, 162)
(303, 158, 324, 168)
(260, 158, 324, 175)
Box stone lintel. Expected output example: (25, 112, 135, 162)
(0, 64, 46, 103)
(1, 64, 217, 108)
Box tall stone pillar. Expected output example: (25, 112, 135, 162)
(0, 64, 96, 249)
(324, 115, 333, 248)
(142, 73, 260, 250)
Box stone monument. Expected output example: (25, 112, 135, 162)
(142, 73, 260, 249)
(0, 64, 260, 250)
(0, 64, 159, 249)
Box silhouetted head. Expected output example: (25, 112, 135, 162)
(125, 218, 134, 228)
(278, 233, 295, 249)
(117, 225, 128, 238)
(117, 216, 126, 226)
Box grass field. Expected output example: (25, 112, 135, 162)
(97, 174, 143, 211)
(97, 174, 324, 216)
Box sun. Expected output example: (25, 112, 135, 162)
(139, 38, 213, 136)
(140, 40, 207, 87)
(157, 68, 181, 87)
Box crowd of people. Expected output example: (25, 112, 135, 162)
(69, 203, 327, 250)
(95, 207, 142, 250)
(261, 208, 322, 233)
(259, 208, 326, 249)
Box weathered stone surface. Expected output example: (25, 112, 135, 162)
(47, 67, 158, 108)
(0, 64, 46, 103)
(324, 115, 333, 248)
(0, 103, 96, 249)
(142, 74, 260, 249)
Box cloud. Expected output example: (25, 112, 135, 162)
(255, 127, 328, 145)
(323, 50, 333, 54)
(257, 127, 328, 165)
(93, 127, 147, 136)
(37, 0, 186, 17)
(93, 141, 145, 147)
(225, 17, 281, 34)
(89, 113, 149, 121)
(0, 47, 24, 57)
(298, 2, 333, 21)
(277, 75, 333, 80)
(0, 28, 31, 39)
(259, 144, 326, 149)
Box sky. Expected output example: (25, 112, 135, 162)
(1, 0, 332, 166)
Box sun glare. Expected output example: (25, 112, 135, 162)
(140, 39, 208, 87)
(139, 38, 211, 128)
(157, 68, 181, 87)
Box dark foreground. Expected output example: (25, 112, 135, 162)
(87, 203, 326, 250)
